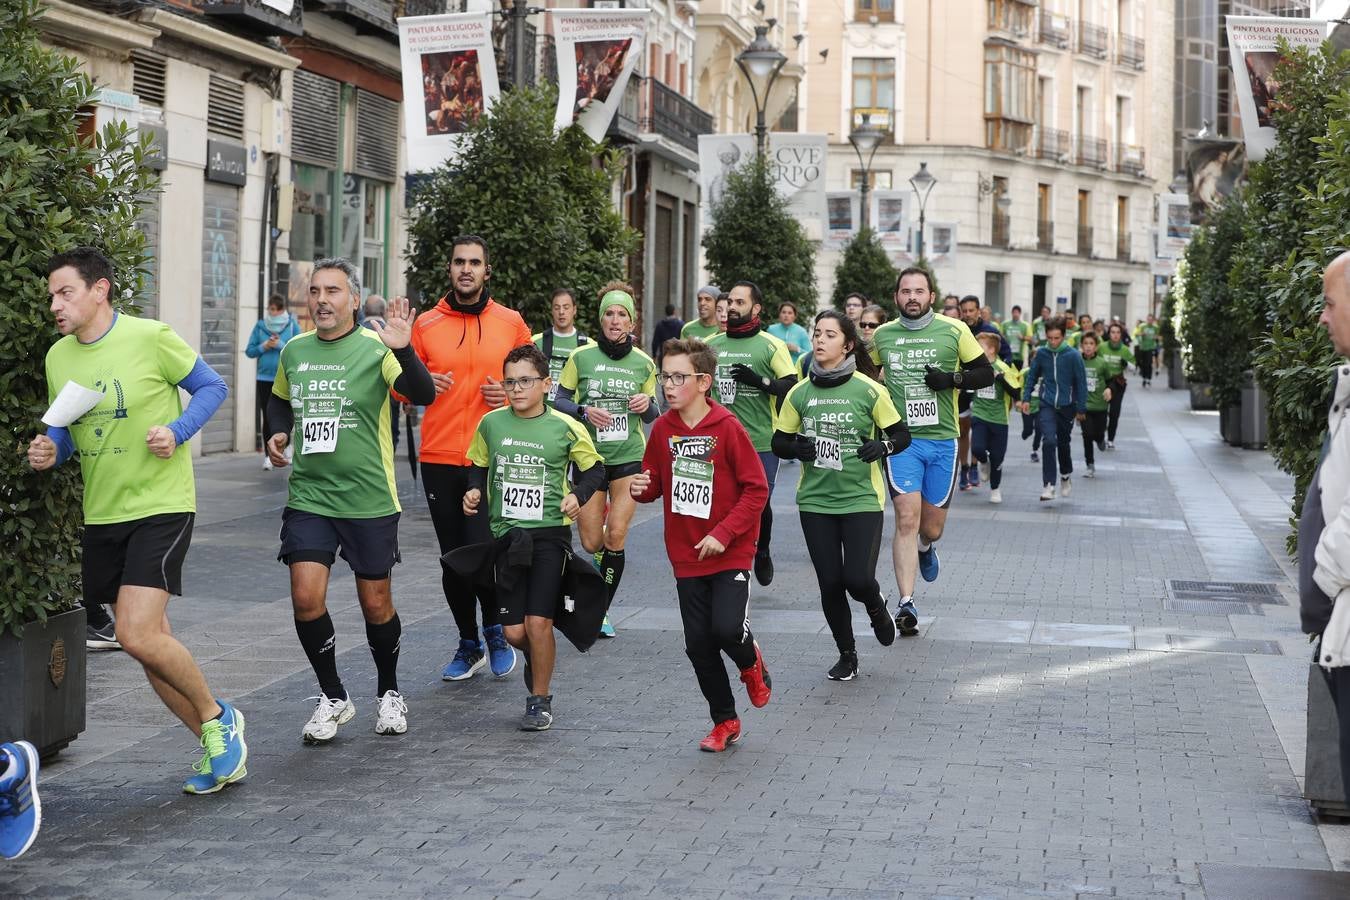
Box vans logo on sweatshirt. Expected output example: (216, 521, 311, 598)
(669, 434, 716, 461)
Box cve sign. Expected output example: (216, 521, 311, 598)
(206, 139, 247, 186)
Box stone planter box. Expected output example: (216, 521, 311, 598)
(1189, 381, 1217, 411)
(0, 607, 86, 759)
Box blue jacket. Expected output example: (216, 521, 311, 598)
(245, 314, 301, 381)
(1023, 343, 1086, 412)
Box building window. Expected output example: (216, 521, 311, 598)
(363, 180, 387, 296)
(856, 0, 895, 23)
(852, 58, 896, 114)
(984, 43, 1035, 151)
(988, 0, 1032, 36)
(850, 170, 893, 190)
(291, 163, 333, 264)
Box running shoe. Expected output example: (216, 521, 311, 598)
(738, 640, 772, 708)
(699, 718, 742, 752)
(482, 624, 517, 678)
(1030, 450, 1039, 463)
(442, 639, 486, 680)
(754, 552, 774, 586)
(86, 621, 121, 651)
(302, 693, 355, 743)
(262, 454, 272, 471)
(202, 702, 247, 786)
(1105, 440, 1115, 450)
(0, 741, 41, 860)
(1039, 483, 1055, 501)
(894, 600, 920, 637)
(520, 695, 553, 731)
(1060, 475, 1073, 497)
(867, 601, 897, 646)
(181, 749, 236, 796)
(989, 488, 1002, 504)
(1084, 465, 1095, 479)
(598, 616, 616, 639)
(827, 651, 859, 681)
(978, 460, 990, 484)
(1097, 438, 1106, 452)
(968, 465, 981, 489)
(917, 543, 939, 582)
(958, 467, 971, 491)
(375, 691, 408, 736)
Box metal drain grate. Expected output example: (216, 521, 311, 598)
(1166, 635, 1282, 655)
(1164, 580, 1284, 615)
(1165, 598, 1264, 616)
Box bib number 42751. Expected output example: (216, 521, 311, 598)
(302, 418, 339, 454)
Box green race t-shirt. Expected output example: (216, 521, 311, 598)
(559, 342, 657, 465)
(1001, 320, 1032, 360)
(869, 314, 985, 440)
(532, 330, 583, 402)
(680, 320, 720, 342)
(1034, 317, 1052, 343)
(971, 358, 1024, 426)
(45, 314, 199, 525)
(1098, 341, 1135, 379)
(1082, 354, 1113, 412)
(706, 330, 797, 452)
(776, 372, 901, 514)
(273, 327, 404, 519)
(466, 406, 604, 538)
(1136, 324, 1159, 351)
(1021, 365, 1041, 414)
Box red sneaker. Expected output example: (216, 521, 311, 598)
(738, 640, 772, 708)
(699, 718, 742, 752)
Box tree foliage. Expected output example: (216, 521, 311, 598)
(831, 228, 899, 317)
(702, 155, 817, 316)
(405, 86, 639, 336)
(0, 0, 157, 636)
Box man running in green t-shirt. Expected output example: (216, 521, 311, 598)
(680, 284, 721, 342)
(531, 288, 589, 404)
(266, 258, 436, 745)
(1134, 313, 1160, 387)
(1000, 304, 1033, 367)
(29, 247, 246, 796)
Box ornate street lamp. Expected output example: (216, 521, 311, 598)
(909, 161, 938, 260)
(848, 113, 885, 231)
(736, 24, 787, 158)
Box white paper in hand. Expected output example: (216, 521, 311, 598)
(42, 381, 105, 427)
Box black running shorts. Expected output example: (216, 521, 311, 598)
(495, 527, 570, 626)
(82, 512, 195, 605)
(278, 507, 401, 578)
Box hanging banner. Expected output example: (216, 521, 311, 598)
(1184, 136, 1246, 221)
(1224, 16, 1326, 162)
(825, 192, 857, 246)
(699, 133, 829, 240)
(398, 12, 500, 173)
(871, 191, 907, 248)
(1156, 193, 1193, 260)
(922, 222, 958, 267)
(550, 8, 648, 143)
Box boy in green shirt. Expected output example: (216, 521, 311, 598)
(1079, 331, 1112, 477)
(969, 330, 1024, 504)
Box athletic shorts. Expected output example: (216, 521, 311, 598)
(82, 512, 194, 605)
(278, 507, 401, 578)
(573, 460, 643, 487)
(495, 526, 570, 626)
(886, 437, 958, 508)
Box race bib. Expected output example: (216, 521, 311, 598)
(671, 456, 713, 519)
(300, 397, 342, 454)
(904, 383, 940, 427)
(716, 367, 737, 405)
(812, 421, 843, 471)
(1086, 371, 1099, 394)
(594, 400, 629, 443)
(976, 385, 997, 400)
(501, 462, 545, 521)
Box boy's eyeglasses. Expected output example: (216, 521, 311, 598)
(657, 372, 707, 386)
(502, 377, 543, 391)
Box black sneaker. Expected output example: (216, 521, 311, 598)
(86, 622, 121, 651)
(520, 695, 553, 731)
(894, 601, 920, 637)
(754, 553, 774, 586)
(827, 651, 859, 681)
(867, 601, 897, 647)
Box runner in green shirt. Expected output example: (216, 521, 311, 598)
(1134, 313, 1161, 387)
(680, 284, 721, 341)
(531, 288, 589, 404)
(464, 344, 607, 731)
(267, 258, 436, 746)
(1000, 304, 1033, 366)
(707, 280, 798, 588)
(1098, 321, 1135, 448)
(868, 267, 995, 635)
(773, 310, 910, 680)
(1019, 360, 1043, 462)
(1078, 331, 1113, 477)
(969, 330, 1024, 505)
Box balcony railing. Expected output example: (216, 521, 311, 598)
(1038, 10, 1072, 48)
(1077, 225, 1094, 258)
(992, 212, 1011, 249)
(1113, 143, 1146, 177)
(1037, 220, 1054, 252)
(607, 73, 641, 144)
(1116, 232, 1130, 262)
(641, 79, 713, 153)
(201, 0, 303, 36)
(1033, 126, 1069, 161)
(317, 0, 397, 38)
(402, 0, 454, 14)
(1078, 21, 1108, 59)
(1118, 34, 1146, 69)
(1074, 136, 1108, 169)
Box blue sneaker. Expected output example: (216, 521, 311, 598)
(442, 638, 486, 681)
(894, 601, 920, 637)
(967, 465, 980, 488)
(483, 624, 517, 678)
(183, 748, 244, 795)
(202, 702, 247, 787)
(598, 615, 616, 639)
(958, 467, 970, 491)
(0, 741, 41, 860)
(918, 543, 940, 583)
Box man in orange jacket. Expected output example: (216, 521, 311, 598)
(407, 235, 532, 682)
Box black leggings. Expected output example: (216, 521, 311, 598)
(421, 462, 497, 641)
(1081, 410, 1107, 465)
(1138, 351, 1154, 382)
(677, 569, 757, 724)
(256, 380, 275, 449)
(1107, 379, 1127, 442)
(800, 511, 885, 653)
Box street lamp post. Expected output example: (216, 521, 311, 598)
(909, 161, 937, 261)
(848, 113, 884, 231)
(735, 24, 787, 158)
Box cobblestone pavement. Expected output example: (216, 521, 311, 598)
(5, 386, 1348, 898)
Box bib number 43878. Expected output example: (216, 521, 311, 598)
(671, 456, 713, 519)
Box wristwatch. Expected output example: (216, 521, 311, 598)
(952, 369, 964, 388)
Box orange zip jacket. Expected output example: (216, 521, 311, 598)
(406, 295, 533, 466)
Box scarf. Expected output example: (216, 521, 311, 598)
(808, 354, 857, 389)
(726, 312, 762, 338)
(596, 331, 633, 360)
(898, 308, 935, 331)
(265, 312, 290, 331)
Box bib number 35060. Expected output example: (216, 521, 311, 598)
(904, 383, 940, 427)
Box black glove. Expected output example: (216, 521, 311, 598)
(729, 363, 766, 389)
(855, 439, 895, 463)
(924, 365, 956, 391)
(792, 434, 817, 462)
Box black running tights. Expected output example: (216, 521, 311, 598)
(799, 511, 885, 653)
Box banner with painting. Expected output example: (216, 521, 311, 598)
(922, 222, 957, 267)
(550, 8, 648, 143)
(1224, 16, 1326, 162)
(1156, 193, 1193, 260)
(1183, 136, 1246, 221)
(825, 192, 857, 245)
(871, 192, 907, 249)
(699, 134, 829, 240)
(397, 12, 500, 172)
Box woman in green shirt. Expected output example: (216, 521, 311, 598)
(1078, 332, 1113, 478)
(1099, 321, 1135, 448)
(772, 311, 911, 681)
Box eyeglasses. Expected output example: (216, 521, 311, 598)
(859, 321, 881, 330)
(502, 377, 543, 391)
(657, 372, 706, 386)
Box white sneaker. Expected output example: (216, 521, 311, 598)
(1060, 476, 1072, 497)
(302, 694, 356, 744)
(262, 454, 272, 471)
(1105, 440, 1115, 450)
(375, 691, 408, 736)
(1039, 483, 1055, 501)
(989, 488, 1002, 504)
(1084, 465, 1095, 479)
(979, 461, 990, 483)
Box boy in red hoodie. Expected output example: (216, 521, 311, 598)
(630, 338, 772, 751)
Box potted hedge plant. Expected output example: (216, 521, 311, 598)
(0, 0, 157, 757)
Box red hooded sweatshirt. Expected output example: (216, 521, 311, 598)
(635, 401, 768, 578)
